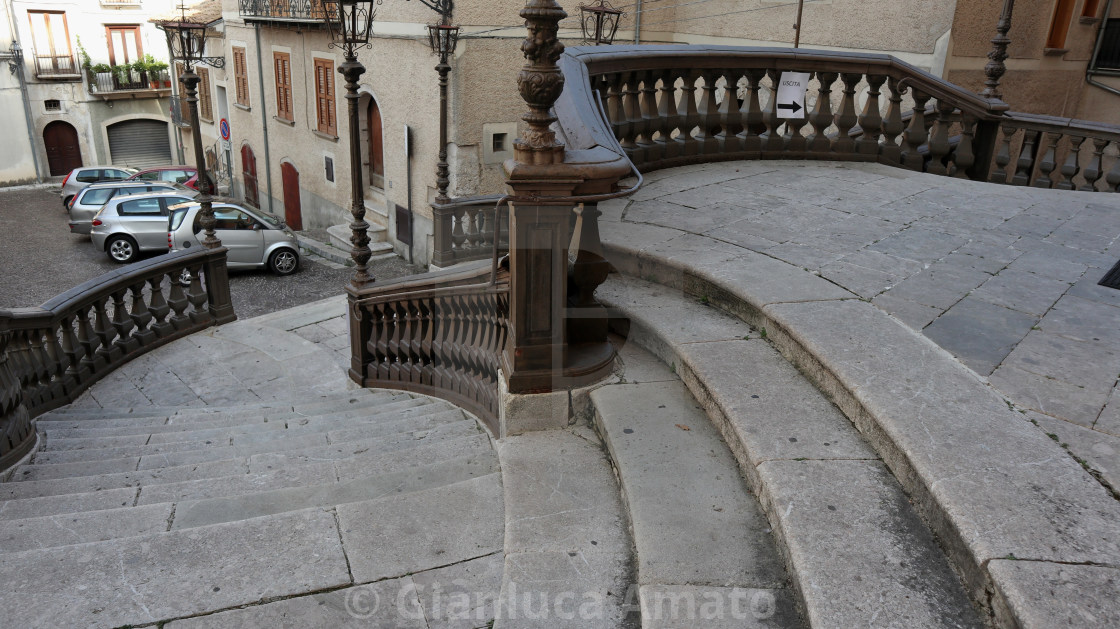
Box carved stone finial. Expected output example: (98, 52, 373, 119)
(981, 0, 1014, 100)
(514, 0, 567, 165)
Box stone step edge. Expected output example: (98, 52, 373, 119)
(37, 387, 385, 419)
(601, 240, 1120, 628)
(296, 233, 354, 267)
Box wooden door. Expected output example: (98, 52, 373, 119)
(367, 98, 383, 188)
(241, 144, 259, 208)
(43, 121, 82, 176)
(281, 161, 302, 230)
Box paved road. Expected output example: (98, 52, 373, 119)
(0, 185, 421, 319)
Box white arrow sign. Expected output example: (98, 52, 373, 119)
(776, 71, 810, 120)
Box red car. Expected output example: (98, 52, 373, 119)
(127, 166, 199, 190)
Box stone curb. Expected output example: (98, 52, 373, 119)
(601, 230, 1120, 627)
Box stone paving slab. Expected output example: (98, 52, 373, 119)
(988, 560, 1120, 628)
(0, 502, 171, 552)
(638, 585, 802, 629)
(0, 507, 351, 628)
(0, 486, 139, 521)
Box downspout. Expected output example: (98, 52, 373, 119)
(632, 0, 641, 44)
(4, 0, 43, 182)
(254, 22, 274, 214)
(163, 28, 186, 164)
(1087, 0, 1120, 96)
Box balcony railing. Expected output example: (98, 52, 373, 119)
(88, 70, 172, 98)
(34, 53, 79, 78)
(238, 0, 331, 22)
(431, 194, 508, 268)
(555, 45, 1120, 192)
(0, 248, 235, 474)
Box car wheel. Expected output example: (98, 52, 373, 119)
(106, 235, 139, 263)
(63, 195, 73, 209)
(269, 248, 299, 275)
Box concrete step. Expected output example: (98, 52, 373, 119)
(494, 427, 633, 629)
(1, 457, 249, 501)
(0, 502, 173, 552)
(599, 274, 983, 628)
(591, 362, 803, 628)
(327, 222, 387, 248)
(33, 402, 459, 464)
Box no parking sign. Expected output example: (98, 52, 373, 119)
(219, 118, 230, 141)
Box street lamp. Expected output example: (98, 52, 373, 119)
(981, 0, 1015, 100)
(162, 5, 220, 249)
(427, 21, 459, 204)
(579, 0, 622, 46)
(324, 0, 378, 287)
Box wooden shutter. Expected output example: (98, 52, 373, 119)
(198, 67, 213, 121)
(274, 52, 292, 121)
(314, 58, 335, 135)
(233, 47, 249, 106)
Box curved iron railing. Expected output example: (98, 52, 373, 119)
(555, 45, 1120, 192)
(348, 261, 509, 433)
(0, 248, 235, 473)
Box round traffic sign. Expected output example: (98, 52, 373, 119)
(219, 118, 230, 141)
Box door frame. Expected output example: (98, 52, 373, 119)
(43, 120, 82, 176)
(281, 160, 302, 231)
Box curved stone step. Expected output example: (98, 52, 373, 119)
(599, 274, 982, 628)
(495, 427, 634, 629)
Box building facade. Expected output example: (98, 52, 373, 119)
(0, 0, 185, 186)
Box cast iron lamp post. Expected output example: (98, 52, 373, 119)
(981, 0, 1015, 100)
(579, 0, 622, 45)
(428, 21, 459, 204)
(324, 0, 378, 287)
(163, 6, 220, 249)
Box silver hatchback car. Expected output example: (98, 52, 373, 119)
(59, 165, 136, 208)
(90, 191, 199, 263)
(68, 181, 193, 235)
(169, 201, 301, 275)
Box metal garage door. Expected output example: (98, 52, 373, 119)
(107, 119, 172, 168)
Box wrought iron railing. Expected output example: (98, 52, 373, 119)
(348, 261, 508, 433)
(555, 45, 1120, 192)
(238, 0, 330, 21)
(431, 194, 507, 268)
(88, 70, 170, 94)
(33, 53, 78, 77)
(0, 248, 235, 473)
(170, 95, 192, 127)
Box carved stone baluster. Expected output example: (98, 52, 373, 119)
(128, 281, 155, 345)
(92, 296, 118, 366)
(0, 329, 34, 471)
(23, 330, 48, 404)
(621, 71, 642, 153)
(739, 69, 765, 154)
(989, 124, 1016, 183)
(637, 70, 658, 161)
(784, 107, 809, 153)
(76, 306, 98, 378)
(762, 69, 784, 154)
(654, 72, 677, 161)
(370, 302, 390, 381)
(603, 72, 624, 134)
(1080, 138, 1108, 191)
(451, 207, 467, 254)
(926, 101, 956, 176)
(901, 89, 931, 171)
(148, 276, 172, 337)
(167, 273, 190, 331)
(110, 287, 138, 355)
(678, 72, 700, 157)
(1032, 132, 1060, 188)
(187, 263, 212, 324)
(402, 299, 418, 384)
(1057, 135, 1084, 191)
(59, 313, 82, 387)
(856, 74, 885, 157)
(1012, 130, 1040, 186)
(1106, 144, 1120, 192)
(716, 70, 741, 154)
(953, 114, 978, 178)
(881, 77, 905, 164)
(417, 298, 434, 386)
(43, 326, 66, 401)
(833, 72, 861, 155)
(693, 70, 721, 155)
(807, 71, 837, 154)
(465, 207, 481, 249)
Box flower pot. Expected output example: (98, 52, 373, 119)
(163, 80, 171, 88)
(150, 81, 160, 89)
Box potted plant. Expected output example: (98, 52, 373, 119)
(111, 64, 131, 88)
(89, 62, 111, 93)
(149, 59, 169, 89)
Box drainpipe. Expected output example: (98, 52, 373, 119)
(1087, 0, 1120, 96)
(4, 0, 43, 182)
(632, 0, 641, 44)
(254, 22, 274, 214)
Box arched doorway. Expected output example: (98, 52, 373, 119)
(241, 144, 259, 208)
(366, 97, 384, 189)
(43, 121, 82, 176)
(281, 161, 302, 230)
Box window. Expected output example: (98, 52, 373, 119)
(196, 208, 259, 233)
(175, 63, 192, 123)
(106, 25, 142, 66)
(136, 171, 161, 180)
(274, 52, 293, 121)
(1046, 0, 1076, 49)
(45, 99, 61, 111)
(493, 133, 507, 153)
(28, 11, 75, 75)
(198, 67, 213, 121)
(233, 47, 250, 106)
(76, 170, 101, 183)
(1083, 0, 1102, 18)
(103, 169, 131, 180)
(117, 197, 164, 216)
(80, 188, 117, 205)
(324, 156, 334, 182)
(1095, 19, 1120, 70)
(313, 58, 336, 135)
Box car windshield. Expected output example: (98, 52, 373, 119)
(169, 208, 189, 231)
(253, 210, 283, 227)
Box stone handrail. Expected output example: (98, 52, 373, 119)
(555, 45, 1120, 191)
(430, 194, 507, 268)
(0, 248, 235, 474)
(347, 261, 509, 434)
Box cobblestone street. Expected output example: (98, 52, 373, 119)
(0, 185, 422, 318)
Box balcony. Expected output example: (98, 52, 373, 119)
(88, 69, 173, 101)
(34, 53, 80, 79)
(238, 0, 330, 24)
